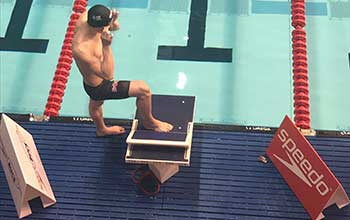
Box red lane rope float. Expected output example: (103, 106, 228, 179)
(291, 0, 311, 129)
(44, 0, 88, 117)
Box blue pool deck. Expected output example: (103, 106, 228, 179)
(0, 117, 349, 219)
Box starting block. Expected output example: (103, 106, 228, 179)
(125, 95, 196, 183)
(0, 114, 56, 219)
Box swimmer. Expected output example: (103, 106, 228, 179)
(72, 4, 173, 136)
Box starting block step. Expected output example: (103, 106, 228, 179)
(126, 144, 191, 166)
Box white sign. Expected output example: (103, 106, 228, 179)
(0, 114, 56, 219)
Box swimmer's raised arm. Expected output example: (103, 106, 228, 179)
(74, 47, 113, 80)
(100, 41, 115, 79)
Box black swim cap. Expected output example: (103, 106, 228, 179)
(87, 4, 112, 27)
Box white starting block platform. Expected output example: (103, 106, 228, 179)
(125, 95, 196, 183)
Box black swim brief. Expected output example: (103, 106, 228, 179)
(83, 79, 130, 101)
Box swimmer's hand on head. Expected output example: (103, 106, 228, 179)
(109, 8, 120, 31)
(111, 8, 119, 20)
(101, 8, 119, 45)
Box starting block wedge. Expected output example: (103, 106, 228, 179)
(0, 114, 56, 219)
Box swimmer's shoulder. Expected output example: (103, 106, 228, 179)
(74, 12, 87, 31)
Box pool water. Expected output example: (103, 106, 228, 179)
(0, 0, 349, 130)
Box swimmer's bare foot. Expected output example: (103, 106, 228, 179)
(96, 126, 126, 137)
(143, 119, 173, 132)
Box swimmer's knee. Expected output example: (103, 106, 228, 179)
(89, 99, 104, 107)
(134, 80, 151, 97)
(140, 82, 151, 96)
(129, 80, 151, 97)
